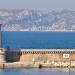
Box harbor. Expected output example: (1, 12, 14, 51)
(1, 24, 75, 69)
(0, 0, 75, 75)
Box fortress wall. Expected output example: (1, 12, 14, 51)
(6, 50, 75, 64)
(0, 49, 75, 68)
(19, 51, 75, 64)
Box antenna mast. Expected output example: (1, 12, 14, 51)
(0, 24, 2, 50)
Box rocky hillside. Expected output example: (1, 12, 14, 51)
(0, 9, 75, 31)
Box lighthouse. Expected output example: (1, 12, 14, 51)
(0, 24, 6, 63)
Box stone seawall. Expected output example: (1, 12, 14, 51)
(0, 61, 75, 69)
(0, 49, 75, 69)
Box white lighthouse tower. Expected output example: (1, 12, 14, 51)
(0, 24, 6, 63)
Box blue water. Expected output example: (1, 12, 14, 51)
(2, 31, 75, 50)
(0, 68, 75, 75)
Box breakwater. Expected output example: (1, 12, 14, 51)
(0, 49, 75, 69)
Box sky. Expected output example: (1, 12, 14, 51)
(0, 0, 75, 12)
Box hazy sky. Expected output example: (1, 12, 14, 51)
(0, 0, 75, 12)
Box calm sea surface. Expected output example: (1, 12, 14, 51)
(0, 68, 75, 75)
(2, 31, 75, 50)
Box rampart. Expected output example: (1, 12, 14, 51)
(6, 49, 75, 65)
(0, 49, 75, 69)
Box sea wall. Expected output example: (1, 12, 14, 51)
(19, 49, 75, 64)
(5, 49, 75, 63)
(1, 49, 75, 69)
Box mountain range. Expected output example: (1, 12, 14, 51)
(0, 9, 75, 31)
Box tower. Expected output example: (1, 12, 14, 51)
(0, 24, 6, 63)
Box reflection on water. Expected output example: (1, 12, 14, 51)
(0, 68, 75, 75)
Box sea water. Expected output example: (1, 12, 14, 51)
(2, 31, 75, 50)
(0, 68, 75, 75)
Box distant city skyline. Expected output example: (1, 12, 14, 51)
(0, 0, 75, 12)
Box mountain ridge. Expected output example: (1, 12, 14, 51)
(0, 9, 75, 31)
